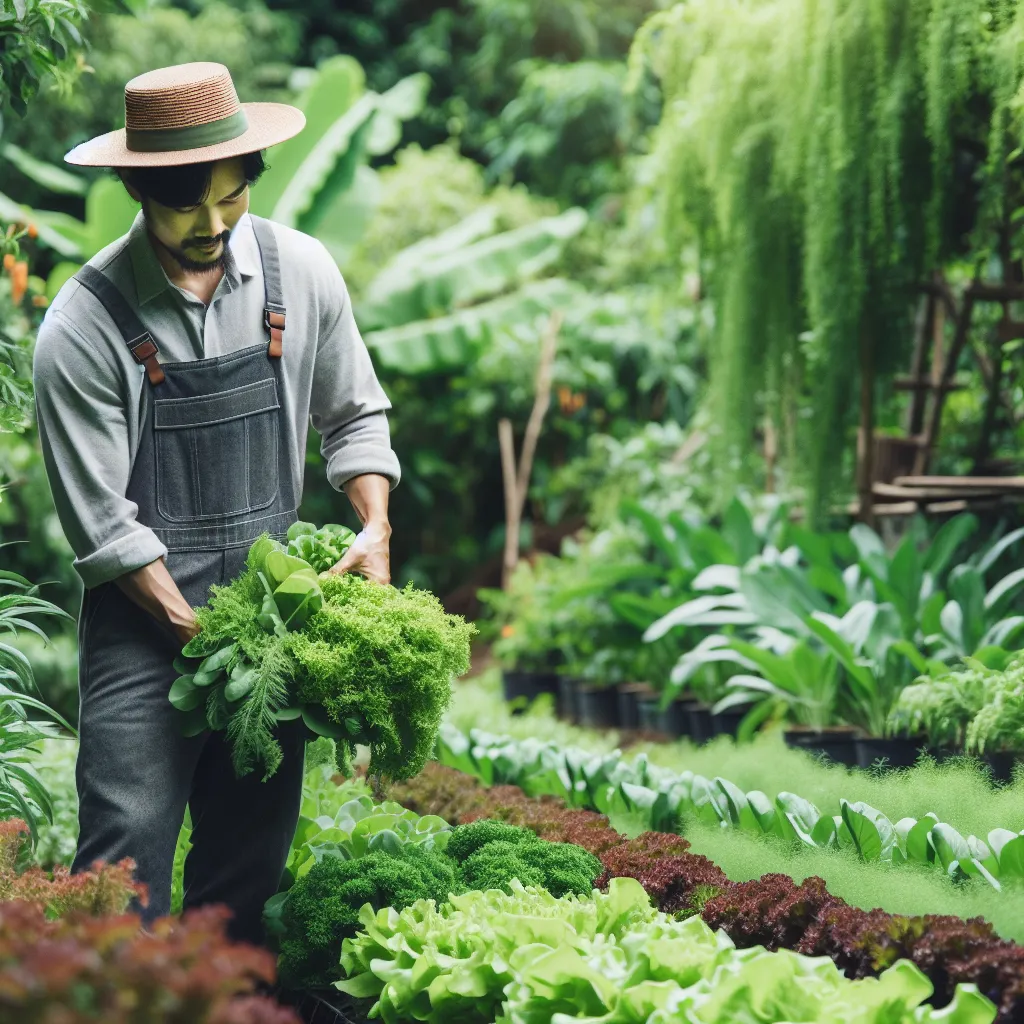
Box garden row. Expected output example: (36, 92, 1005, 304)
(382, 760, 1023, 1021)
(255, 752, 1004, 1023)
(485, 501, 1024, 775)
(436, 726, 1024, 889)
(5, 736, 1007, 1023)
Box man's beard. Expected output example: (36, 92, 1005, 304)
(146, 222, 229, 276)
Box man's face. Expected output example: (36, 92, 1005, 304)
(127, 157, 250, 277)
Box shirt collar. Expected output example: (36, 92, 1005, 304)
(128, 208, 260, 307)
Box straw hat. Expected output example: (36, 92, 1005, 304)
(64, 62, 306, 168)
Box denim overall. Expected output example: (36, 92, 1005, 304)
(70, 215, 307, 944)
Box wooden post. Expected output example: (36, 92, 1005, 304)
(913, 285, 975, 476)
(499, 310, 563, 590)
(905, 291, 934, 436)
(763, 416, 778, 494)
(856, 321, 876, 528)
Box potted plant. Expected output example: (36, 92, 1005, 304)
(890, 650, 1023, 782)
(478, 564, 563, 713)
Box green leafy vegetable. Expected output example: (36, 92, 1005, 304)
(168, 524, 476, 782)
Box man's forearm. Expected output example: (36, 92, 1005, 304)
(343, 473, 391, 529)
(114, 557, 199, 647)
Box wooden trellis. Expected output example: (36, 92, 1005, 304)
(857, 271, 1024, 522)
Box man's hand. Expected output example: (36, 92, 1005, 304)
(329, 519, 391, 585)
(114, 558, 202, 649)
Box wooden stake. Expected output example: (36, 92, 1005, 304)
(500, 310, 563, 590)
(856, 321, 876, 529)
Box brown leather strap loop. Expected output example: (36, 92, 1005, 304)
(265, 308, 285, 358)
(129, 334, 165, 386)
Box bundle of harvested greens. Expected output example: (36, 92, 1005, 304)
(168, 522, 476, 782)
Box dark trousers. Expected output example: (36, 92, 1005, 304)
(72, 548, 306, 946)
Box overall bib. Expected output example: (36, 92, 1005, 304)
(71, 215, 307, 944)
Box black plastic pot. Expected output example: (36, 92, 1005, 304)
(784, 726, 860, 767)
(983, 751, 1021, 785)
(687, 702, 713, 745)
(855, 735, 929, 770)
(617, 683, 652, 730)
(501, 669, 559, 712)
(557, 675, 581, 722)
(577, 683, 619, 729)
(710, 706, 748, 739)
(636, 693, 691, 739)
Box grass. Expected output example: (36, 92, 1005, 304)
(448, 672, 1024, 847)
(683, 817, 1024, 944)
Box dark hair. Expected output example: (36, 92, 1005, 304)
(118, 150, 267, 209)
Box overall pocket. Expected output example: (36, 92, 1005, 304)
(154, 377, 281, 522)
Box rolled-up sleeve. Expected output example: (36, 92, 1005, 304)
(32, 311, 167, 589)
(309, 251, 401, 491)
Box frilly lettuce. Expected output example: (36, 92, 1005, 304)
(337, 877, 996, 1024)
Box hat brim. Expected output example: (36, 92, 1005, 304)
(63, 102, 306, 168)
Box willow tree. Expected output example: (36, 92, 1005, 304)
(631, 0, 1024, 520)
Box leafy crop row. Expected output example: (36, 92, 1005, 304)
(437, 726, 1024, 888)
(336, 876, 995, 1023)
(386, 762, 1024, 1021)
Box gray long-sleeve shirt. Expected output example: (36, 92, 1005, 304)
(32, 208, 401, 590)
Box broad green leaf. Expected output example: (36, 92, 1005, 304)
(984, 566, 1024, 615)
(995, 835, 1024, 878)
(224, 662, 257, 703)
(925, 513, 978, 578)
(301, 706, 348, 740)
(898, 814, 938, 864)
(274, 573, 323, 629)
(977, 525, 1024, 575)
(745, 790, 777, 834)
(364, 277, 584, 375)
(264, 551, 315, 589)
(358, 208, 588, 331)
(168, 675, 202, 711)
(810, 814, 838, 846)
(931, 822, 972, 872)
(193, 643, 237, 687)
(251, 56, 366, 220)
(841, 800, 883, 861)
(776, 792, 821, 840)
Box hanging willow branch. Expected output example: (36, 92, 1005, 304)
(633, 0, 1024, 521)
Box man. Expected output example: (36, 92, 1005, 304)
(32, 62, 400, 945)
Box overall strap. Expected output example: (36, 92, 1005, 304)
(75, 265, 165, 386)
(248, 215, 287, 359)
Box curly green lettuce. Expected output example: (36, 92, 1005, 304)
(276, 846, 463, 990)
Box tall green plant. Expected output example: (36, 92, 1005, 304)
(634, 0, 1024, 515)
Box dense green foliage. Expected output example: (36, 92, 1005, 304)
(448, 818, 602, 896)
(337, 876, 997, 1023)
(635, 0, 1024, 513)
(181, 528, 475, 781)
(275, 846, 462, 989)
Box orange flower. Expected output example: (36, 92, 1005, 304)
(32, 294, 49, 308)
(2, 253, 14, 271)
(26, 223, 37, 240)
(10, 261, 28, 305)
(501, 624, 515, 638)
